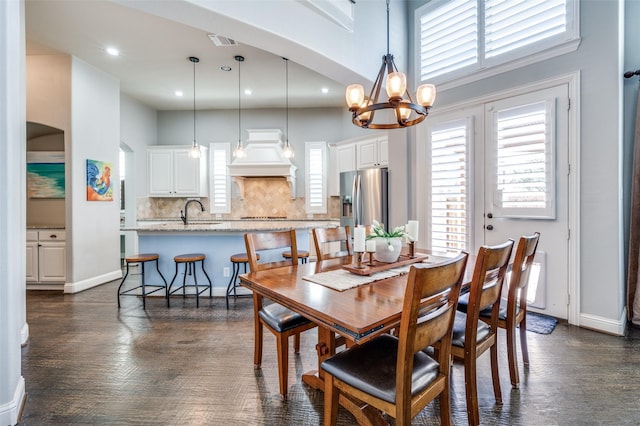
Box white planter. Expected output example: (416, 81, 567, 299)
(373, 237, 402, 263)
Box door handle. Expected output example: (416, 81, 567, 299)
(487, 213, 493, 218)
(486, 224, 494, 230)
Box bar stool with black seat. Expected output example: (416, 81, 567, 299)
(282, 249, 309, 264)
(225, 252, 260, 309)
(168, 253, 212, 308)
(117, 253, 168, 309)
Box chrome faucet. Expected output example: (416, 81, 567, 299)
(180, 199, 205, 225)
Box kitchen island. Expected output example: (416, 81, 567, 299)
(124, 220, 340, 298)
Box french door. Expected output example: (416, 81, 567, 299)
(418, 84, 570, 319)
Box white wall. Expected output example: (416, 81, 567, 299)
(120, 0, 405, 88)
(120, 94, 157, 199)
(65, 57, 122, 293)
(156, 106, 366, 197)
(406, 0, 626, 328)
(0, 1, 26, 424)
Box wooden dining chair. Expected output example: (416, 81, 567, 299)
(446, 239, 514, 426)
(475, 232, 540, 388)
(311, 226, 351, 261)
(244, 229, 317, 400)
(321, 252, 469, 426)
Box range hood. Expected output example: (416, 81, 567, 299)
(228, 129, 297, 199)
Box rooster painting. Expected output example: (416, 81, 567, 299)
(86, 159, 113, 201)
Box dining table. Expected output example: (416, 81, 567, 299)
(239, 250, 467, 426)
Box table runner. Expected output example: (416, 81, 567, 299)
(302, 255, 454, 292)
(302, 268, 405, 291)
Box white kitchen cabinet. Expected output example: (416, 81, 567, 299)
(329, 143, 357, 196)
(147, 146, 208, 197)
(27, 229, 66, 285)
(357, 137, 388, 169)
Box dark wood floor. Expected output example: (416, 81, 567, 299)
(19, 277, 640, 425)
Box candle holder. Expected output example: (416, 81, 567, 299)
(354, 251, 365, 269)
(367, 250, 376, 266)
(408, 241, 416, 258)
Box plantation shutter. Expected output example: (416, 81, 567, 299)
(209, 143, 231, 214)
(306, 141, 327, 214)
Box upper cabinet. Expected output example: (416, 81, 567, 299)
(356, 137, 388, 169)
(148, 146, 208, 197)
(328, 133, 388, 196)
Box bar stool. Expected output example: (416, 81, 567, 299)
(117, 253, 168, 309)
(282, 250, 310, 264)
(226, 252, 259, 309)
(168, 253, 212, 308)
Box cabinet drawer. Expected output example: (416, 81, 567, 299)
(38, 231, 65, 241)
(26, 231, 38, 241)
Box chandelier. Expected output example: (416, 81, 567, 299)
(345, 0, 436, 129)
(188, 56, 201, 158)
(233, 55, 247, 158)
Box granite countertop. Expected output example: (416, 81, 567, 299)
(27, 226, 66, 230)
(125, 219, 340, 233)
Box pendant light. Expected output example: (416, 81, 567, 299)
(345, 0, 436, 129)
(188, 56, 201, 158)
(233, 55, 247, 158)
(282, 57, 294, 159)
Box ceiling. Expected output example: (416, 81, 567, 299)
(25, 0, 348, 111)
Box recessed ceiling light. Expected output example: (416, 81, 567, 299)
(175, 91, 183, 97)
(220, 65, 232, 72)
(106, 47, 119, 56)
(321, 87, 329, 94)
(244, 89, 252, 95)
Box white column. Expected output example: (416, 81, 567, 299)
(0, 0, 27, 424)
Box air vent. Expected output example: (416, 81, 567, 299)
(207, 34, 238, 47)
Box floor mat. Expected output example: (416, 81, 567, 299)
(526, 312, 558, 334)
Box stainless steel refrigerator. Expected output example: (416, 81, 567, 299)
(340, 168, 389, 234)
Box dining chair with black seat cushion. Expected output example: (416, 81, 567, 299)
(321, 252, 469, 426)
(312, 226, 351, 261)
(244, 229, 317, 400)
(458, 232, 540, 388)
(444, 239, 513, 426)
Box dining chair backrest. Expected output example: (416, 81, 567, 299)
(311, 226, 352, 261)
(468, 239, 514, 323)
(394, 252, 469, 410)
(507, 232, 541, 313)
(244, 229, 298, 272)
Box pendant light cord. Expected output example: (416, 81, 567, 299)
(386, 0, 390, 56)
(193, 58, 196, 144)
(285, 57, 289, 145)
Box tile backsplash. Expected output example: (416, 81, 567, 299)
(137, 178, 339, 220)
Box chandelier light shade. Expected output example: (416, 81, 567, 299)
(282, 57, 294, 159)
(188, 56, 201, 158)
(346, 0, 436, 129)
(233, 55, 247, 159)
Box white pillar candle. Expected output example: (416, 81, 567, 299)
(407, 220, 419, 242)
(354, 226, 366, 252)
(366, 239, 376, 252)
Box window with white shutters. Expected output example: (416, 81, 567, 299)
(488, 99, 556, 219)
(209, 143, 230, 214)
(305, 142, 327, 214)
(430, 119, 470, 253)
(416, 0, 578, 83)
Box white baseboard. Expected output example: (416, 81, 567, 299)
(0, 376, 25, 426)
(64, 269, 123, 293)
(579, 307, 627, 336)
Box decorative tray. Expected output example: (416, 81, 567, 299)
(342, 253, 430, 276)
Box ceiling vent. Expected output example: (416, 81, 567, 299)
(207, 34, 238, 47)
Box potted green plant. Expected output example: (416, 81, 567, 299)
(367, 220, 407, 263)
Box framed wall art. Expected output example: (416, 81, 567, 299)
(27, 151, 65, 199)
(86, 159, 113, 201)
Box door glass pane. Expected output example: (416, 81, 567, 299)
(430, 119, 469, 253)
